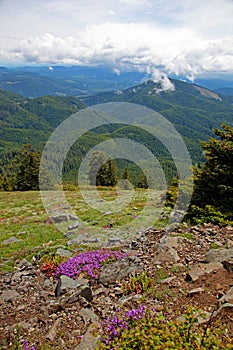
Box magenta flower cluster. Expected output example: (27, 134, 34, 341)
(23, 339, 35, 350)
(101, 305, 155, 345)
(55, 249, 127, 279)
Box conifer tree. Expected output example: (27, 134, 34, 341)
(15, 144, 40, 191)
(187, 123, 233, 223)
(88, 151, 107, 186)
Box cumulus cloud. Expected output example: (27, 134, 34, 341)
(2, 23, 232, 83)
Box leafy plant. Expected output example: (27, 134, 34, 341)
(123, 271, 154, 294)
(97, 306, 231, 349)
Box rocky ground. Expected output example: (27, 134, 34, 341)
(0, 223, 233, 349)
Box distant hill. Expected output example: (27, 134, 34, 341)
(0, 77, 232, 185)
(0, 65, 232, 98)
(0, 89, 86, 157)
(0, 66, 145, 98)
(83, 78, 233, 163)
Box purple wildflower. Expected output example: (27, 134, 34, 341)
(23, 339, 35, 350)
(101, 304, 151, 345)
(55, 249, 127, 280)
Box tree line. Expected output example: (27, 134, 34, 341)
(0, 123, 232, 225)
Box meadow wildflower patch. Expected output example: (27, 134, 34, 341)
(55, 249, 127, 279)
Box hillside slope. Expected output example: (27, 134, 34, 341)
(83, 79, 233, 162)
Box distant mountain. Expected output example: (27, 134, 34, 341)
(83, 78, 233, 163)
(0, 66, 145, 98)
(1, 65, 233, 99)
(0, 77, 233, 185)
(0, 89, 86, 152)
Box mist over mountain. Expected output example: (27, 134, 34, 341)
(0, 75, 232, 184)
(0, 65, 233, 98)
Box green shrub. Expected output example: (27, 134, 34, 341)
(97, 306, 231, 349)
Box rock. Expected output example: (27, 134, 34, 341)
(186, 262, 223, 282)
(219, 286, 233, 304)
(108, 238, 124, 245)
(67, 234, 88, 246)
(56, 248, 72, 258)
(99, 259, 143, 284)
(46, 318, 61, 341)
(64, 231, 77, 238)
(159, 276, 176, 284)
(114, 286, 124, 295)
(52, 215, 70, 223)
(68, 214, 78, 221)
(188, 287, 205, 296)
(154, 247, 180, 264)
(80, 286, 93, 302)
(17, 231, 27, 236)
(80, 308, 99, 325)
(74, 322, 100, 350)
(153, 235, 180, 263)
(82, 238, 100, 244)
(0, 290, 20, 301)
(222, 259, 233, 272)
(68, 222, 80, 231)
(205, 248, 233, 263)
(2, 236, 22, 245)
(159, 235, 179, 249)
(60, 276, 89, 292)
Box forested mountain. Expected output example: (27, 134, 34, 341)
(1, 65, 233, 98)
(0, 77, 232, 185)
(0, 66, 145, 98)
(83, 79, 233, 162)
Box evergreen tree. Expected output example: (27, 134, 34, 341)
(15, 144, 41, 191)
(121, 167, 131, 189)
(136, 173, 148, 189)
(106, 158, 118, 187)
(187, 123, 233, 223)
(89, 151, 118, 187)
(88, 151, 107, 186)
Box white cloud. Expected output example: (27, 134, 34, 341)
(0, 0, 232, 85)
(1, 23, 232, 81)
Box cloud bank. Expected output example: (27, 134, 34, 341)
(0, 0, 233, 86)
(1, 23, 232, 82)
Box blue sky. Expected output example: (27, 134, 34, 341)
(0, 0, 233, 81)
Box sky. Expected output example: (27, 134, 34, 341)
(0, 0, 233, 82)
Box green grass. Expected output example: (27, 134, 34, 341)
(0, 187, 167, 271)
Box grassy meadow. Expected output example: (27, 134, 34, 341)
(0, 187, 167, 271)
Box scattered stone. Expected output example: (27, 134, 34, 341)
(68, 222, 80, 231)
(64, 231, 77, 238)
(108, 238, 124, 245)
(186, 262, 223, 282)
(2, 236, 22, 245)
(56, 248, 72, 258)
(80, 308, 99, 326)
(99, 259, 143, 284)
(0, 290, 20, 301)
(82, 238, 100, 244)
(46, 319, 61, 341)
(188, 287, 205, 296)
(159, 276, 176, 284)
(205, 248, 233, 263)
(80, 286, 93, 302)
(67, 234, 88, 246)
(60, 275, 89, 293)
(222, 259, 233, 272)
(17, 231, 27, 236)
(74, 322, 101, 350)
(219, 286, 233, 304)
(51, 215, 70, 223)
